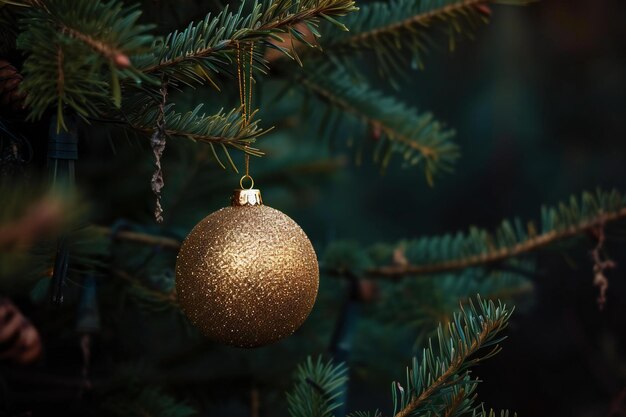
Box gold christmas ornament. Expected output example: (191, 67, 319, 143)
(175, 188, 319, 348)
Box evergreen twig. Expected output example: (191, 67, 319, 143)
(369, 190, 626, 278)
(392, 297, 511, 417)
(297, 67, 457, 183)
(139, 0, 358, 81)
(312, 0, 531, 77)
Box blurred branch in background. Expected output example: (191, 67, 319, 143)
(0, 194, 65, 251)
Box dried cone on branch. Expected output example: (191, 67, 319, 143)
(0, 298, 42, 364)
(0, 60, 26, 110)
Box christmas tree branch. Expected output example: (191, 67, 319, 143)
(366, 262, 532, 346)
(387, 297, 511, 417)
(60, 26, 129, 68)
(297, 68, 457, 183)
(313, 0, 530, 77)
(394, 323, 494, 417)
(301, 78, 436, 157)
(139, 0, 357, 81)
(367, 190, 626, 278)
(17, 0, 154, 123)
(342, 0, 492, 47)
(121, 105, 266, 169)
(392, 298, 511, 417)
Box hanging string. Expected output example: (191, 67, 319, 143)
(236, 41, 254, 188)
(236, 42, 246, 123)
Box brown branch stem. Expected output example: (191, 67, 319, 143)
(443, 388, 467, 417)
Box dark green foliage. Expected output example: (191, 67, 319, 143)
(390, 297, 512, 416)
(9, 0, 357, 147)
(374, 266, 532, 344)
(125, 104, 266, 169)
(16, 0, 155, 128)
(321, 189, 626, 276)
(287, 356, 349, 417)
(313, 0, 530, 78)
(289, 298, 514, 417)
(139, 0, 358, 86)
(4, 0, 523, 177)
(296, 66, 458, 183)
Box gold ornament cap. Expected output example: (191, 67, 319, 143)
(231, 188, 263, 206)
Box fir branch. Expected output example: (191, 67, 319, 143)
(123, 105, 266, 170)
(366, 189, 626, 278)
(370, 265, 532, 343)
(139, 0, 357, 83)
(296, 67, 458, 183)
(314, 0, 530, 78)
(61, 25, 130, 68)
(342, 0, 493, 46)
(17, 0, 154, 123)
(392, 297, 512, 417)
(287, 357, 348, 417)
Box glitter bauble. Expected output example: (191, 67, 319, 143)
(175, 188, 319, 347)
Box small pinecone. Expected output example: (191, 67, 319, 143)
(0, 60, 25, 110)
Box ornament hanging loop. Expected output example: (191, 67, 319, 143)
(239, 174, 254, 190)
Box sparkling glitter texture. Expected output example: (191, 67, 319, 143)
(175, 198, 319, 348)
